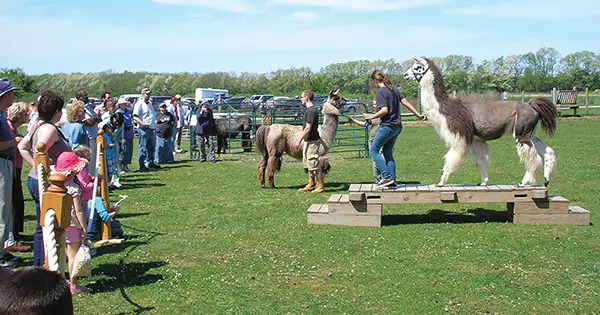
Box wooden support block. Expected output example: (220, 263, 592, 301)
(307, 204, 382, 227)
(510, 196, 569, 214)
(349, 192, 365, 202)
(513, 206, 590, 225)
(440, 191, 457, 202)
(307, 204, 325, 213)
(328, 194, 342, 203)
(531, 189, 548, 199)
(329, 201, 382, 216)
(349, 184, 361, 192)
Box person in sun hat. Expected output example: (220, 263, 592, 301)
(0, 79, 22, 269)
(50, 151, 91, 294)
(115, 98, 134, 173)
(133, 88, 158, 172)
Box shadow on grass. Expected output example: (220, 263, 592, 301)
(89, 260, 166, 293)
(89, 223, 166, 313)
(281, 182, 351, 192)
(118, 182, 167, 190)
(94, 240, 149, 258)
(161, 164, 192, 169)
(382, 208, 510, 226)
(116, 212, 150, 219)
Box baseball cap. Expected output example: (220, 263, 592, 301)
(175, 94, 181, 99)
(141, 88, 152, 94)
(0, 78, 19, 98)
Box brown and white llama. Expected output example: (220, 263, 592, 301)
(404, 56, 558, 187)
(256, 90, 346, 188)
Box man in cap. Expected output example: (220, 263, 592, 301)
(133, 88, 159, 171)
(0, 79, 22, 268)
(155, 102, 176, 164)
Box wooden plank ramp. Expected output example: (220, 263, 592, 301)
(307, 183, 591, 227)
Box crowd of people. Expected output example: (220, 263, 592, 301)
(0, 69, 421, 307)
(0, 82, 194, 300)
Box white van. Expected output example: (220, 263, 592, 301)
(195, 88, 228, 103)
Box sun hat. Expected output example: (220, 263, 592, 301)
(0, 78, 19, 98)
(116, 98, 129, 106)
(50, 152, 88, 176)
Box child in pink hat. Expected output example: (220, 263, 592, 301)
(51, 151, 90, 294)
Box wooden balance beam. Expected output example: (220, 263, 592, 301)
(307, 184, 590, 227)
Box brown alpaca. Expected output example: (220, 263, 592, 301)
(256, 90, 346, 188)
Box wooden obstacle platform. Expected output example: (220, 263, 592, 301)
(307, 184, 590, 227)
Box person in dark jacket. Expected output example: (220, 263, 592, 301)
(194, 101, 216, 163)
(155, 103, 176, 164)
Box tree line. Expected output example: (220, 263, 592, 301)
(2, 47, 599, 102)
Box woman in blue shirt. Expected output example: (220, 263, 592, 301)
(61, 100, 89, 149)
(115, 99, 134, 173)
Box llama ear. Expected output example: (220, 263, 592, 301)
(412, 56, 427, 65)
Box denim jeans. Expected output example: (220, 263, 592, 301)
(196, 135, 215, 162)
(119, 138, 134, 166)
(27, 176, 44, 267)
(137, 127, 156, 167)
(155, 136, 173, 164)
(370, 124, 402, 180)
(0, 159, 13, 253)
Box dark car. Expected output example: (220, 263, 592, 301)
(223, 97, 246, 108)
(150, 96, 172, 109)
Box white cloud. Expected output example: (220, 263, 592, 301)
(287, 12, 317, 21)
(272, 0, 447, 11)
(449, 0, 600, 18)
(152, 0, 252, 13)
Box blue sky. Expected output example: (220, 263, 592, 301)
(1, 0, 598, 75)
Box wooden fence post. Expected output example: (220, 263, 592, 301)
(97, 130, 112, 241)
(521, 91, 525, 102)
(585, 88, 589, 116)
(40, 174, 72, 276)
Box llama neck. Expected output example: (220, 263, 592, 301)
(419, 68, 474, 145)
(318, 114, 339, 153)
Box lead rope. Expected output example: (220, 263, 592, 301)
(342, 113, 366, 158)
(87, 140, 103, 232)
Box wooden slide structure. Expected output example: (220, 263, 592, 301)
(308, 183, 591, 227)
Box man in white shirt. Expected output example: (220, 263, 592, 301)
(133, 88, 159, 172)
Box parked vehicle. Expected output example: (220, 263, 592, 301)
(150, 96, 172, 109)
(195, 88, 228, 103)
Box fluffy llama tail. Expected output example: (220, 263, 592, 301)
(529, 98, 558, 136)
(255, 125, 269, 155)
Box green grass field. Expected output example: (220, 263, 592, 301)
(18, 119, 600, 314)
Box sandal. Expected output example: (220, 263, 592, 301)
(70, 285, 91, 295)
